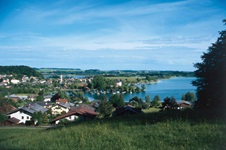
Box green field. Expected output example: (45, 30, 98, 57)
(0, 110, 225, 150)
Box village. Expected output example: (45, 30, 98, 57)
(0, 73, 193, 126)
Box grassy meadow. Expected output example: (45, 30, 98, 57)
(0, 109, 226, 150)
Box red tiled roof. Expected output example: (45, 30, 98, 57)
(51, 106, 98, 123)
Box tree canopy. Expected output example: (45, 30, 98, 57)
(97, 95, 113, 118)
(193, 19, 226, 109)
(181, 92, 196, 102)
(0, 65, 43, 78)
(151, 95, 161, 107)
(109, 94, 125, 108)
(92, 76, 106, 90)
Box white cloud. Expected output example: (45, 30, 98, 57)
(0, 0, 225, 70)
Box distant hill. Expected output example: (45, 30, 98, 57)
(0, 66, 43, 78)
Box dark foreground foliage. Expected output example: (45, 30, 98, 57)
(193, 19, 226, 109)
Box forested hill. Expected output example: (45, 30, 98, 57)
(0, 66, 43, 78)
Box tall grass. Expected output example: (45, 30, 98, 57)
(0, 109, 226, 150)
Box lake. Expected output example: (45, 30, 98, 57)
(85, 77, 197, 102)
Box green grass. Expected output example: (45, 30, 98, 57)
(0, 110, 226, 150)
(142, 107, 160, 113)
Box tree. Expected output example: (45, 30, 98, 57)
(141, 84, 146, 91)
(182, 92, 196, 102)
(92, 76, 106, 90)
(145, 95, 151, 103)
(0, 113, 7, 123)
(51, 94, 60, 102)
(162, 97, 172, 109)
(87, 81, 94, 90)
(0, 96, 17, 113)
(42, 112, 49, 124)
(146, 75, 151, 81)
(36, 95, 44, 101)
(129, 96, 142, 104)
(193, 19, 226, 109)
(109, 94, 125, 108)
(83, 97, 89, 103)
(97, 95, 113, 118)
(171, 96, 177, 109)
(32, 111, 43, 125)
(151, 95, 161, 107)
(130, 100, 138, 107)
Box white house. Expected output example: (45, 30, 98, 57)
(54, 112, 79, 125)
(51, 106, 97, 125)
(115, 80, 122, 87)
(22, 76, 29, 82)
(11, 79, 20, 84)
(8, 109, 32, 124)
(51, 102, 74, 115)
(7, 103, 48, 124)
(44, 95, 51, 102)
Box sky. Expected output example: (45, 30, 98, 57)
(0, 0, 225, 71)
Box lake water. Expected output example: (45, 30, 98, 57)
(85, 77, 197, 102)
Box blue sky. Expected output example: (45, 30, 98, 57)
(0, 0, 225, 71)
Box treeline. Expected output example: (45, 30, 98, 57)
(39, 68, 194, 77)
(137, 71, 194, 77)
(0, 66, 43, 78)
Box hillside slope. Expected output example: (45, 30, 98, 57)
(0, 65, 43, 78)
(0, 110, 225, 150)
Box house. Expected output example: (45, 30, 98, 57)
(5, 94, 28, 102)
(115, 79, 122, 87)
(176, 100, 192, 109)
(56, 99, 69, 104)
(36, 101, 53, 109)
(11, 79, 20, 84)
(39, 80, 46, 84)
(51, 102, 74, 115)
(70, 104, 96, 112)
(51, 106, 98, 125)
(5, 94, 20, 102)
(1, 117, 20, 126)
(7, 103, 48, 124)
(112, 105, 143, 116)
(79, 104, 96, 111)
(22, 75, 29, 82)
(28, 94, 37, 101)
(44, 95, 52, 102)
(0, 78, 9, 86)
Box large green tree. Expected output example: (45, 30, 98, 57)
(181, 92, 196, 102)
(97, 95, 113, 118)
(193, 19, 226, 109)
(109, 94, 125, 108)
(151, 95, 161, 107)
(92, 76, 106, 90)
